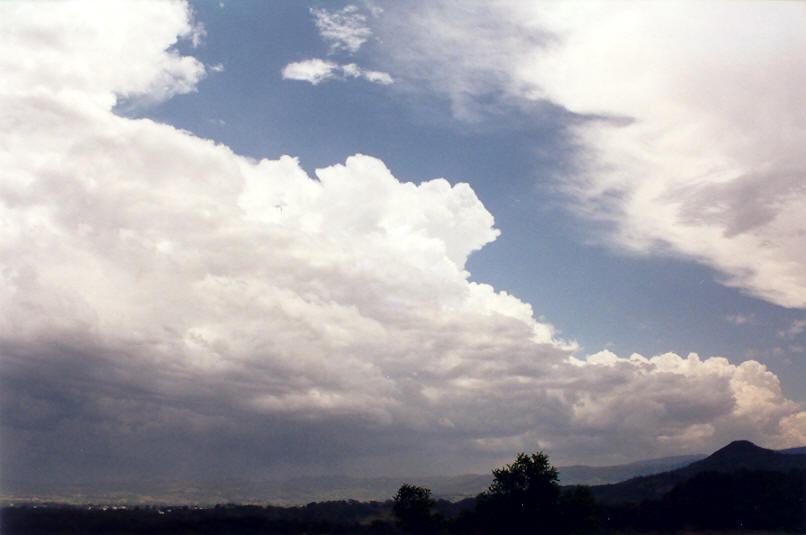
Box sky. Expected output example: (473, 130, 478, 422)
(1, 0, 806, 490)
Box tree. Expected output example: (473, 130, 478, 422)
(475, 451, 561, 534)
(393, 483, 437, 533)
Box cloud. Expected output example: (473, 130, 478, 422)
(290, 6, 392, 88)
(282, 58, 339, 85)
(283, 59, 393, 85)
(779, 319, 806, 339)
(1, 0, 804, 486)
(311, 5, 372, 54)
(288, 6, 392, 88)
(725, 314, 753, 326)
(371, 1, 806, 309)
(0, 0, 205, 109)
(568, 352, 804, 455)
(368, 2, 555, 123)
(342, 62, 394, 85)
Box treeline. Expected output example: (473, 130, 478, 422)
(2, 453, 804, 534)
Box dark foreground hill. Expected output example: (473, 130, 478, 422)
(591, 440, 806, 504)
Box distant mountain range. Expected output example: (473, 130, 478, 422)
(590, 440, 806, 504)
(2, 441, 803, 505)
(558, 453, 705, 486)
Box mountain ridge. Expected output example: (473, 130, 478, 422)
(590, 440, 806, 504)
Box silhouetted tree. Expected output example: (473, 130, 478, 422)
(475, 451, 561, 534)
(393, 483, 437, 534)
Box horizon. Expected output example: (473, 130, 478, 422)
(3, 439, 802, 506)
(2, 0, 806, 498)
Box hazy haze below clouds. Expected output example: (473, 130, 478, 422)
(1, 0, 805, 487)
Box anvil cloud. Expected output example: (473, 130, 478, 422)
(373, 1, 806, 308)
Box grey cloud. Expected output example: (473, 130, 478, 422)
(674, 171, 806, 238)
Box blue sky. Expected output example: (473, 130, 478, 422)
(2, 0, 806, 490)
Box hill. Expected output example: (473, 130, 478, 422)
(591, 440, 806, 504)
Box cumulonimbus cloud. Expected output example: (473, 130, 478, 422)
(1, 0, 804, 484)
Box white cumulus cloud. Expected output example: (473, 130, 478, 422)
(281, 58, 339, 85)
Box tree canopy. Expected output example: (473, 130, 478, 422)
(393, 483, 437, 533)
(486, 451, 559, 501)
(476, 451, 561, 534)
